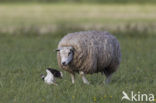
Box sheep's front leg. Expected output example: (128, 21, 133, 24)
(71, 74, 75, 84)
(79, 71, 89, 84)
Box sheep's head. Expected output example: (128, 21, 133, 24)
(56, 46, 74, 66)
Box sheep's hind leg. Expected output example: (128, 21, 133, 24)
(71, 74, 75, 84)
(105, 74, 112, 84)
(102, 69, 112, 84)
(104, 64, 118, 84)
(79, 71, 89, 85)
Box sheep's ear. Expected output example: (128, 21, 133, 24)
(55, 47, 63, 52)
(69, 46, 75, 52)
(55, 49, 60, 52)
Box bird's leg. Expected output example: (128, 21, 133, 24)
(79, 71, 89, 84)
(71, 73, 75, 84)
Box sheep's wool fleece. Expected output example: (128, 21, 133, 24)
(57, 31, 121, 74)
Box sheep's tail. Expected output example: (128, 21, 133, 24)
(60, 72, 63, 77)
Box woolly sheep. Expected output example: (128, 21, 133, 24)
(56, 31, 121, 84)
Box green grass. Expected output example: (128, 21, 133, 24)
(0, 3, 156, 103)
(1, 0, 156, 4)
(0, 4, 156, 34)
(0, 32, 156, 103)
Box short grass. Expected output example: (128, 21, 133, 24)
(0, 3, 156, 103)
(0, 32, 156, 103)
(0, 3, 156, 33)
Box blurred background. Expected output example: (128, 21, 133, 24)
(0, 0, 156, 36)
(0, 0, 156, 103)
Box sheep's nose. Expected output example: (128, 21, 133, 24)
(62, 62, 66, 66)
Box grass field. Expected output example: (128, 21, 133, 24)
(0, 3, 156, 34)
(0, 3, 156, 103)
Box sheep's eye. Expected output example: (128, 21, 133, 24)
(68, 52, 71, 56)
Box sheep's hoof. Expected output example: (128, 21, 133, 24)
(105, 79, 111, 84)
(105, 75, 112, 84)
